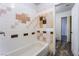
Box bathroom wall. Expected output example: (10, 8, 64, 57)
(0, 3, 55, 55)
(0, 3, 37, 31)
(36, 3, 56, 55)
(0, 3, 37, 55)
(55, 10, 71, 41)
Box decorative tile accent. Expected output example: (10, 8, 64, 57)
(43, 31, 46, 33)
(37, 31, 40, 33)
(40, 16, 43, 21)
(50, 32, 53, 34)
(43, 20, 46, 24)
(24, 33, 28, 36)
(16, 13, 30, 24)
(11, 34, 18, 38)
(32, 32, 35, 35)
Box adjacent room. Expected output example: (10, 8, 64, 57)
(55, 3, 74, 56)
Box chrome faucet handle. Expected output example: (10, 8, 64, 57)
(0, 32, 5, 36)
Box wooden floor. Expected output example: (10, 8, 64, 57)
(54, 40, 73, 56)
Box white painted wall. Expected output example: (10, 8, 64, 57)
(71, 4, 79, 56)
(55, 11, 71, 41)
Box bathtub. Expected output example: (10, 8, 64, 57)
(6, 41, 49, 56)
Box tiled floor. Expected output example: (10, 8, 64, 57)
(55, 40, 73, 56)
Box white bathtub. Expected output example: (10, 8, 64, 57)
(6, 41, 49, 56)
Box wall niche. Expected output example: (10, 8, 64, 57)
(39, 16, 47, 28)
(38, 12, 54, 28)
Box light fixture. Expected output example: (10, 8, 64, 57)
(65, 4, 70, 7)
(10, 4, 15, 8)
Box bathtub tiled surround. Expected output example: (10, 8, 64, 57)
(0, 21, 55, 56)
(37, 30, 49, 43)
(0, 3, 55, 56)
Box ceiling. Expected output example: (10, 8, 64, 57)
(34, 3, 40, 5)
(0, 3, 74, 13)
(34, 3, 74, 13)
(55, 3, 74, 13)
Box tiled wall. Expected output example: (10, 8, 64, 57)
(0, 3, 55, 55)
(38, 12, 53, 28)
(36, 11, 54, 43)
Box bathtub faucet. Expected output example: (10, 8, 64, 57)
(0, 32, 5, 36)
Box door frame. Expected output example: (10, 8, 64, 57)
(67, 16, 72, 42)
(70, 16, 72, 43)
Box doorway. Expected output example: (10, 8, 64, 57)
(61, 17, 67, 47)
